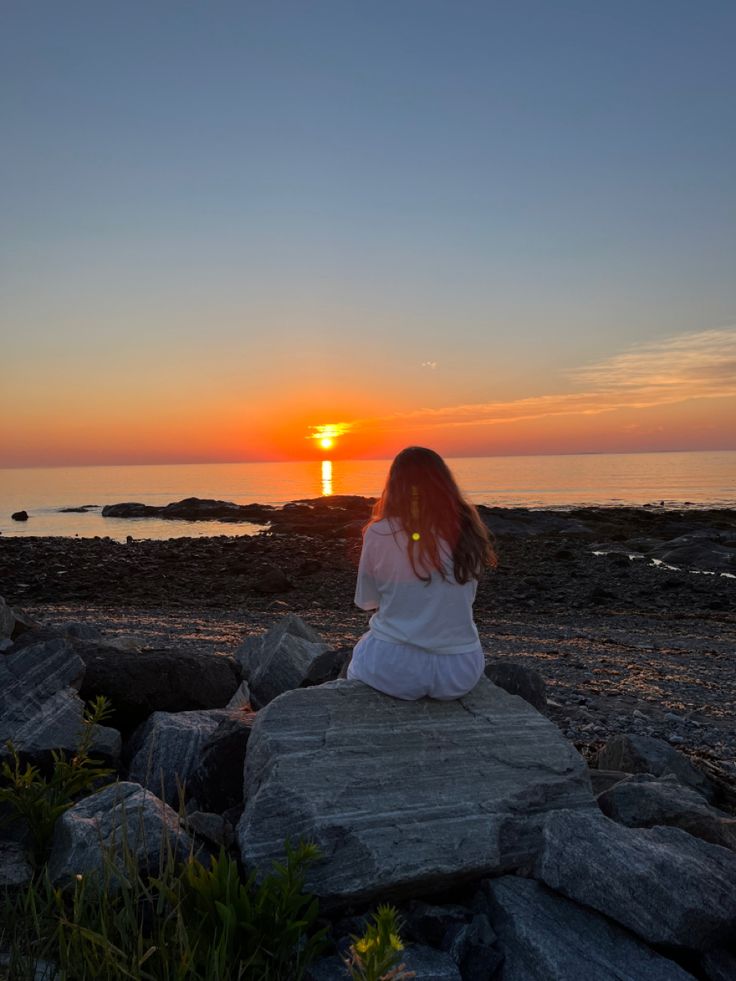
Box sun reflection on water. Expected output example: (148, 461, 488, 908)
(321, 459, 333, 496)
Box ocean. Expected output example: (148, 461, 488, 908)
(1, 450, 734, 541)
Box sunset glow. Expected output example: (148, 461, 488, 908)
(2, 5, 735, 469)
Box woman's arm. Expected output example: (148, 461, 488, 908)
(354, 528, 380, 611)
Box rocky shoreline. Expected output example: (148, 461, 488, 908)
(2, 600, 736, 980)
(2, 498, 734, 783)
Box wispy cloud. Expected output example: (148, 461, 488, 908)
(358, 327, 736, 434)
(420, 361, 438, 369)
(306, 422, 354, 443)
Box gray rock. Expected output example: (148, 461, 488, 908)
(399, 946, 462, 980)
(237, 677, 595, 905)
(443, 914, 501, 980)
(0, 595, 16, 639)
(0, 840, 33, 889)
(76, 640, 239, 729)
(595, 733, 715, 802)
(234, 614, 330, 707)
(651, 540, 734, 572)
(48, 782, 193, 884)
(533, 810, 736, 950)
(598, 774, 736, 851)
(484, 660, 547, 712)
(128, 709, 234, 805)
(188, 713, 254, 813)
(700, 947, 736, 981)
(403, 901, 471, 946)
(227, 680, 252, 708)
(483, 875, 694, 980)
(0, 638, 119, 761)
(184, 811, 228, 847)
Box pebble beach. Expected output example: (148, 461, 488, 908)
(2, 496, 734, 792)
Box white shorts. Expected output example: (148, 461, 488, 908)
(347, 631, 485, 701)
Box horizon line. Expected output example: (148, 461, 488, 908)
(2, 445, 735, 471)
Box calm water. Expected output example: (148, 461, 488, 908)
(1, 451, 734, 540)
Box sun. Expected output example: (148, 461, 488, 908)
(308, 422, 351, 453)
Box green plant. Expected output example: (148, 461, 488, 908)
(176, 840, 327, 979)
(0, 696, 115, 867)
(0, 835, 327, 980)
(343, 905, 414, 981)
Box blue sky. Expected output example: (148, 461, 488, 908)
(2, 1, 735, 464)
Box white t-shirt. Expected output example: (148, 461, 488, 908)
(354, 518, 482, 655)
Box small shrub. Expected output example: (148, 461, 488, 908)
(0, 696, 115, 867)
(343, 905, 414, 981)
(0, 835, 326, 980)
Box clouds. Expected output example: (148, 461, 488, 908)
(358, 327, 736, 434)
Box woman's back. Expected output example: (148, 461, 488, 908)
(348, 445, 495, 701)
(355, 517, 481, 655)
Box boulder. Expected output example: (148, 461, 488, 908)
(11, 510, 28, 521)
(595, 733, 715, 802)
(187, 713, 255, 813)
(533, 810, 736, 950)
(484, 660, 547, 713)
(0, 595, 16, 639)
(127, 709, 234, 805)
(237, 677, 595, 905)
(234, 614, 330, 707)
(481, 875, 694, 980)
(598, 774, 736, 851)
(48, 782, 193, 884)
(302, 646, 352, 687)
(0, 636, 119, 762)
(76, 641, 239, 730)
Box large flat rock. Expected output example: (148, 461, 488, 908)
(237, 677, 595, 905)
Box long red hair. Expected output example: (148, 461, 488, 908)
(367, 446, 497, 584)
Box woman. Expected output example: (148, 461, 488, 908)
(348, 446, 497, 700)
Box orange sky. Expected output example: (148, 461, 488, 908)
(3, 328, 735, 467)
(3, 4, 736, 470)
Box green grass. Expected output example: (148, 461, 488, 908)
(1, 838, 327, 980)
